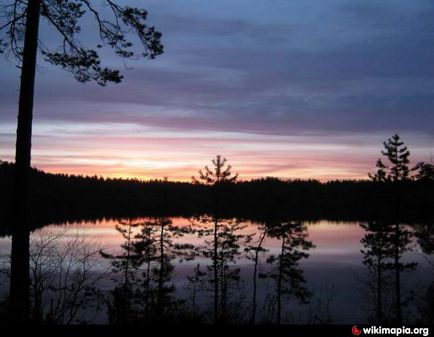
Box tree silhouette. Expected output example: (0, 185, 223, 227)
(132, 222, 158, 320)
(0, 1, 163, 322)
(1, 160, 433, 225)
(360, 222, 395, 323)
(102, 217, 194, 324)
(184, 263, 207, 321)
(192, 155, 238, 185)
(390, 224, 417, 323)
(369, 134, 417, 182)
(414, 162, 434, 181)
(140, 217, 193, 321)
(192, 155, 239, 323)
(217, 220, 250, 323)
(153, 217, 175, 318)
(261, 222, 314, 324)
(195, 216, 250, 323)
(369, 136, 419, 323)
(100, 220, 143, 324)
(29, 231, 106, 324)
(244, 222, 268, 324)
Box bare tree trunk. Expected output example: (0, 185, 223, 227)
(9, 0, 41, 324)
(213, 217, 219, 324)
(393, 182, 402, 324)
(251, 229, 266, 325)
(124, 224, 132, 324)
(276, 238, 285, 325)
(221, 260, 226, 323)
(157, 217, 165, 315)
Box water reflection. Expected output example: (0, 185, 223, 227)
(245, 221, 268, 324)
(0, 218, 432, 324)
(193, 216, 252, 323)
(360, 222, 418, 324)
(260, 221, 314, 324)
(101, 217, 194, 323)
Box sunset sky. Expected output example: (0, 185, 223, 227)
(1, 0, 434, 181)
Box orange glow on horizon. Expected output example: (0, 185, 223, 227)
(33, 163, 370, 182)
(1, 121, 431, 183)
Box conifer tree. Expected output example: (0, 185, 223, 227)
(414, 162, 434, 181)
(369, 134, 411, 182)
(261, 222, 314, 324)
(369, 136, 419, 323)
(192, 156, 240, 323)
(1, 1, 163, 322)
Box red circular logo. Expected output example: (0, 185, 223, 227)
(352, 326, 362, 336)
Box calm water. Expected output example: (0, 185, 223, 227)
(0, 218, 432, 324)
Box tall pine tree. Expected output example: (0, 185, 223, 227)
(1, 1, 163, 322)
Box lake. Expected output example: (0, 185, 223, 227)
(0, 218, 432, 324)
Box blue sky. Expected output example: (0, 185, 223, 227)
(1, 0, 433, 180)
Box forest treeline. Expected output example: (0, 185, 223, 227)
(0, 160, 433, 228)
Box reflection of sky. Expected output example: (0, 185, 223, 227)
(305, 221, 365, 264)
(1, 218, 432, 323)
(1, 1, 434, 180)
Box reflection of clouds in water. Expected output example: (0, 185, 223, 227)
(0, 218, 432, 324)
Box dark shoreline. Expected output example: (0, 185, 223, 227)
(1, 161, 433, 230)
